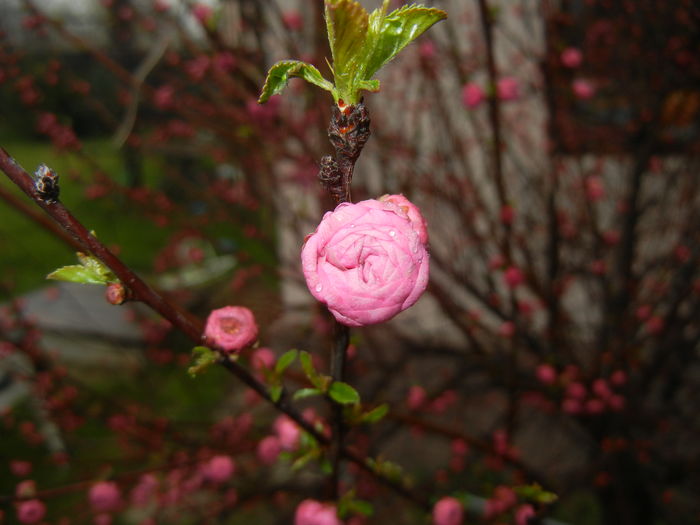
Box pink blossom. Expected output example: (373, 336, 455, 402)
(497, 77, 520, 101)
(130, 473, 158, 506)
(202, 455, 235, 483)
(251, 347, 275, 371)
(191, 4, 213, 23)
(573, 78, 596, 99)
(203, 306, 258, 353)
(503, 266, 524, 288)
(432, 496, 463, 525)
(273, 416, 301, 451)
(566, 382, 587, 400)
(462, 82, 484, 108)
(560, 47, 583, 68)
(610, 370, 627, 386)
(406, 385, 427, 410)
(282, 10, 303, 31)
(257, 435, 282, 465)
(592, 379, 612, 399)
(89, 481, 121, 513)
(10, 460, 32, 477)
(515, 504, 536, 525)
(294, 499, 341, 525)
(16, 499, 46, 524)
(585, 176, 605, 201)
(536, 364, 557, 385)
(499, 321, 515, 338)
(301, 196, 429, 327)
(500, 204, 514, 225)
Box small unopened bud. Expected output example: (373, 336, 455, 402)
(105, 283, 129, 305)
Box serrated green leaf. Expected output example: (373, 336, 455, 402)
(188, 346, 219, 378)
(361, 5, 447, 80)
(293, 387, 322, 401)
(269, 384, 283, 403)
(325, 0, 369, 98)
(47, 265, 107, 285)
(275, 349, 298, 374)
(362, 403, 389, 423)
(258, 60, 335, 103)
(329, 381, 360, 405)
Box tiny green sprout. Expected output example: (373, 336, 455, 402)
(259, 0, 447, 106)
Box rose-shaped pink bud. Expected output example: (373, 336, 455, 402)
(560, 47, 582, 68)
(203, 306, 258, 353)
(16, 499, 46, 524)
(89, 481, 121, 513)
(301, 196, 429, 327)
(202, 455, 235, 483)
(432, 496, 463, 525)
(497, 77, 520, 101)
(462, 82, 484, 108)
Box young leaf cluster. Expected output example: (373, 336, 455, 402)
(259, 0, 446, 105)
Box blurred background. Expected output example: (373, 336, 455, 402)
(1, 0, 699, 523)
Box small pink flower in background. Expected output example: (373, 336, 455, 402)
(572, 78, 596, 99)
(499, 321, 515, 338)
(645, 315, 664, 335)
(273, 415, 301, 451)
(89, 481, 121, 513)
(585, 398, 606, 414)
(610, 370, 627, 386)
(16, 499, 46, 524)
(204, 306, 258, 353)
(257, 435, 282, 465)
(536, 364, 557, 385)
(301, 195, 429, 327)
(130, 473, 158, 506)
(500, 204, 515, 225)
(406, 385, 427, 410)
(282, 10, 303, 31)
(562, 398, 582, 414)
(566, 382, 587, 400)
(16, 480, 36, 498)
(497, 77, 520, 101)
(251, 347, 275, 371)
(515, 504, 536, 525)
(294, 499, 341, 525)
(432, 496, 463, 525)
(585, 176, 605, 201)
(202, 455, 235, 483)
(503, 266, 524, 288)
(419, 39, 437, 60)
(461, 82, 484, 108)
(191, 3, 213, 23)
(560, 47, 583, 68)
(10, 460, 32, 477)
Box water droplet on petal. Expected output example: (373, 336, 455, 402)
(389, 230, 396, 237)
(315, 284, 323, 292)
(350, 224, 355, 228)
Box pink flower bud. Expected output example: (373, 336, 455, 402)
(585, 176, 605, 201)
(203, 306, 258, 353)
(573, 78, 596, 100)
(562, 398, 582, 414)
(202, 455, 235, 483)
(566, 382, 587, 400)
(89, 481, 121, 513)
(251, 347, 275, 371)
(560, 47, 582, 68)
(497, 77, 520, 101)
(503, 266, 524, 288)
(406, 385, 427, 410)
(294, 499, 341, 525)
(282, 10, 303, 31)
(610, 370, 627, 386)
(257, 436, 282, 465)
(536, 364, 557, 385)
(301, 196, 429, 327)
(592, 379, 612, 399)
(462, 82, 484, 108)
(432, 496, 463, 525)
(499, 321, 515, 338)
(16, 499, 46, 524)
(273, 416, 301, 451)
(515, 504, 536, 525)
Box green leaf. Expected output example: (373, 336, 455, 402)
(347, 499, 374, 517)
(275, 349, 298, 374)
(293, 388, 322, 401)
(325, 0, 369, 98)
(361, 4, 447, 80)
(291, 448, 320, 470)
(48, 251, 118, 285)
(258, 60, 335, 103)
(188, 346, 219, 378)
(514, 484, 558, 504)
(299, 350, 321, 388)
(269, 384, 283, 403)
(329, 381, 360, 405)
(362, 403, 389, 423)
